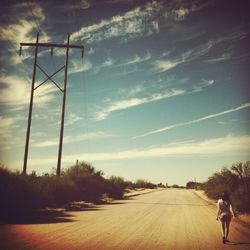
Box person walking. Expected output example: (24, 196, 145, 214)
(216, 191, 237, 244)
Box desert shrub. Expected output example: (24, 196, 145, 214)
(63, 162, 107, 202)
(203, 161, 250, 212)
(105, 176, 127, 199)
(36, 175, 78, 207)
(0, 161, 159, 222)
(0, 166, 40, 221)
(172, 184, 179, 188)
(134, 179, 156, 189)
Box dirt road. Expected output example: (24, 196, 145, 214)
(1, 189, 250, 250)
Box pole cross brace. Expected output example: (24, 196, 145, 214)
(35, 64, 65, 92)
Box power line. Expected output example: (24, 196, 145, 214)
(70, 6, 91, 155)
(27, 0, 41, 33)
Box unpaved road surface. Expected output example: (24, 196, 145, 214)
(1, 189, 250, 250)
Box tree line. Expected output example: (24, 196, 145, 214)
(187, 161, 250, 212)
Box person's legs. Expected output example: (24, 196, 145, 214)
(225, 219, 231, 241)
(221, 220, 226, 243)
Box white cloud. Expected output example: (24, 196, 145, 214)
(68, 0, 218, 45)
(90, 57, 115, 74)
(152, 40, 216, 73)
(79, 0, 90, 10)
(0, 2, 50, 67)
(68, 59, 92, 75)
(70, 1, 162, 43)
(0, 116, 17, 137)
(86, 47, 95, 55)
(121, 85, 145, 97)
(117, 51, 151, 67)
(95, 88, 185, 120)
(152, 60, 179, 72)
(134, 103, 250, 138)
(0, 115, 24, 150)
(92, 52, 151, 75)
(33, 131, 113, 147)
(173, 8, 190, 20)
(102, 58, 114, 67)
(204, 53, 232, 63)
(65, 113, 82, 126)
(17, 135, 250, 166)
(0, 3, 48, 45)
(0, 74, 57, 107)
(191, 79, 214, 93)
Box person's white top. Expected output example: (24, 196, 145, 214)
(218, 199, 230, 214)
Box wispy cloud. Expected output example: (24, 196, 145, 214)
(152, 60, 179, 72)
(134, 103, 250, 138)
(95, 76, 215, 121)
(117, 51, 151, 67)
(0, 75, 58, 107)
(95, 88, 185, 121)
(152, 40, 215, 73)
(71, 1, 162, 43)
(65, 113, 82, 126)
(19, 135, 250, 166)
(86, 47, 95, 55)
(89, 57, 115, 74)
(0, 115, 24, 150)
(203, 53, 232, 64)
(153, 28, 248, 71)
(118, 85, 146, 97)
(0, 2, 51, 68)
(172, 8, 190, 20)
(33, 131, 113, 147)
(191, 79, 214, 93)
(68, 58, 92, 75)
(70, 0, 216, 44)
(0, 116, 17, 137)
(92, 52, 151, 75)
(102, 57, 114, 67)
(0, 2, 50, 66)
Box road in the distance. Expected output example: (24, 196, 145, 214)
(1, 189, 250, 250)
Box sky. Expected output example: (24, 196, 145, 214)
(0, 0, 249, 186)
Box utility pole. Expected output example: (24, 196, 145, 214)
(20, 33, 84, 176)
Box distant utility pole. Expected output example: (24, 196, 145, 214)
(20, 33, 84, 176)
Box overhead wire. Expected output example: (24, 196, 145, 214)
(72, 6, 91, 155)
(27, 0, 64, 103)
(25, 0, 44, 103)
(27, 0, 41, 34)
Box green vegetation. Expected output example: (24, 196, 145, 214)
(0, 161, 156, 222)
(186, 181, 203, 189)
(134, 179, 157, 189)
(202, 161, 250, 212)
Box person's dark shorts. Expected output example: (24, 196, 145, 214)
(220, 213, 231, 222)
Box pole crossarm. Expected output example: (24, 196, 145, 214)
(35, 64, 65, 92)
(20, 42, 84, 50)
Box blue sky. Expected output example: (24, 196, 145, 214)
(0, 0, 249, 185)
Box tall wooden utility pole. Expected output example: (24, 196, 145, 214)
(20, 33, 84, 176)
